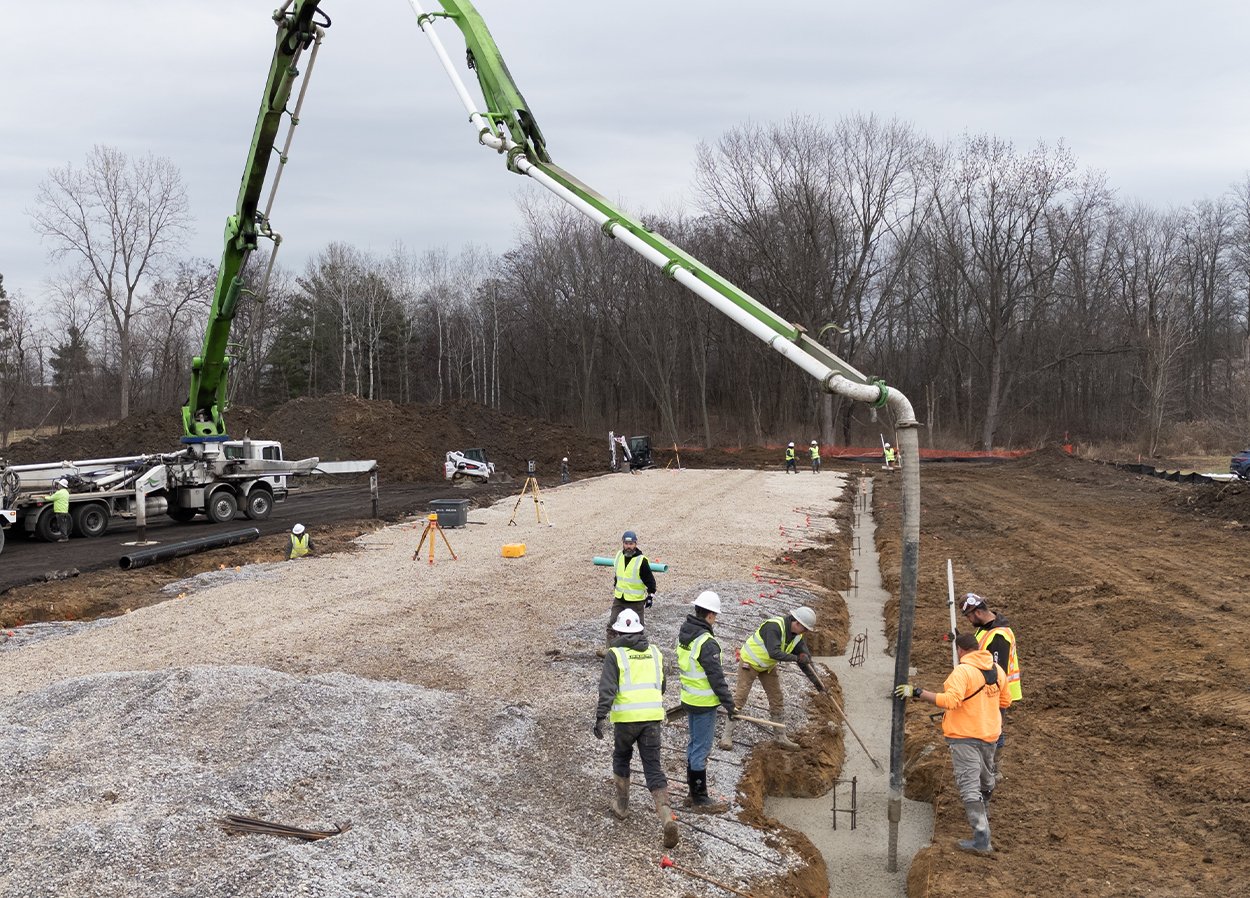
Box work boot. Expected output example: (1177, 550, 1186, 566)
(685, 766, 728, 814)
(956, 799, 993, 855)
(610, 775, 630, 820)
(717, 718, 735, 751)
(771, 712, 800, 751)
(595, 646, 607, 659)
(652, 788, 680, 848)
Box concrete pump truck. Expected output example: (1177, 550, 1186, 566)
(0, 3, 371, 554)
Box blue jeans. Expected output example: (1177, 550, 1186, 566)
(687, 707, 716, 771)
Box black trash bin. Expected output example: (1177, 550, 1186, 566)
(429, 499, 470, 528)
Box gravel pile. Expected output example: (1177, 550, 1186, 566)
(0, 469, 847, 897)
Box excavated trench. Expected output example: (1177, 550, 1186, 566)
(764, 476, 932, 896)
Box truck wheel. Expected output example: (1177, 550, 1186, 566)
(34, 508, 61, 542)
(72, 503, 110, 538)
(168, 507, 198, 523)
(243, 489, 273, 521)
(206, 491, 238, 524)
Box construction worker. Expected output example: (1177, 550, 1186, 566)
(883, 442, 896, 470)
(599, 530, 656, 655)
(49, 478, 71, 542)
(895, 633, 1012, 855)
(961, 593, 1022, 778)
(719, 606, 824, 751)
(594, 608, 679, 848)
(286, 523, 314, 560)
(676, 590, 737, 813)
(560, 456, 570, 484)
(784, 442, 797, 474)
(809, 439, 821, 474)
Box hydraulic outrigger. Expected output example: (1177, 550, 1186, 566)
(406, 0, 921, 868)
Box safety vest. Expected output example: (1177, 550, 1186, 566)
(609, 645, 664, 723)
(51, 488, 70, 514)
(976, 624, 1022, 701)
(289, 533, 311, 559)
(678, 632, 721, 708)
(785, 447, 796, 462)
(614, 551, 647, 602)
(884, 448, 896, 463)
(810, 445, 820, 460)
(740, 617, 802, 673)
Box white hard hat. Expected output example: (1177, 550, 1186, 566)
(612, 608, 644, 633)
(55, 478, 68, 488)
(811, 440, 817, 444)
(788, 441, 795, 447)
(292, 523, 305, 535)
(693, 590, 722, 614)
(792, 606, 817, 631)
(884, 442, 891, 448)
(562, 457, 568, 462)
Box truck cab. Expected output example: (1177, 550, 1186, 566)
(224, 439, 288, 494)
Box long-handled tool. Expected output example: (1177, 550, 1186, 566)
(947, 558, 958, 668)
(815, 662, 883, 770)
(660, 856, 758, 898)
(220, 814, 351, 841)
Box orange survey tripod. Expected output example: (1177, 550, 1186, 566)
(413, 513, 458, 565)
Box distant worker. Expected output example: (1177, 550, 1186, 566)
(810, 440, 822, 474)
(895, 633, 1012, 854)
(961, 593, 1022, 778)
(784, 441, 797, 474)
(598, 530, 657, 656)
(286, 523, 314, 560)
(49, 478, 71, 542)
(883, 442, 896, 471)
(676, 590, 737, 813)
(719, 606, 825, 751)
(594, 608, 679, 848)
(561, 456, 570, 484)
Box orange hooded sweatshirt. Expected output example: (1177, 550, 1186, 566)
(934, 648, 1012, 742)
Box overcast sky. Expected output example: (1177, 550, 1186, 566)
(3, 1, 1249, 303)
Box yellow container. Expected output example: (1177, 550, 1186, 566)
(501, 543, 527, 558)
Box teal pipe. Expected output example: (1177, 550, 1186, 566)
(592, 556, 668, 572)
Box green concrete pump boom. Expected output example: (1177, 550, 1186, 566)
(409, 1, 922, 870)
(183, 1, 328, 440)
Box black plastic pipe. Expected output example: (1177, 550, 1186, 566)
(119, 527, 261, 570)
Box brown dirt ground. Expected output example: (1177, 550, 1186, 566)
(875, 451, 1250, 898)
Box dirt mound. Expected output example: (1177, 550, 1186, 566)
(2, 397, 606, 484)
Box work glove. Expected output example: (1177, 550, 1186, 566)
(726, 705, 739, 720)
(593, 718, 605, 740)
(797, 652, 811, 665)
(644, 594, 654, 609)
(894, 684, 922, 700)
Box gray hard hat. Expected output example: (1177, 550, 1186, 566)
(792, 606, 817, 631)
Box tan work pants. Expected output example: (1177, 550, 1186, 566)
(731, 664, 785, 716)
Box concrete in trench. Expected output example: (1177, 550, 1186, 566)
(766, 477, 932, 895)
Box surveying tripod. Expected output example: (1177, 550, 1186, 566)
(508, 476, 551, 526)
(413, 513, 458, 564)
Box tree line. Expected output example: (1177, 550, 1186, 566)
(3, 121, 1250, 453)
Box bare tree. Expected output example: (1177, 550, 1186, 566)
(31, 145, 189, 419)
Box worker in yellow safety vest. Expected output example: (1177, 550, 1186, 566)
(598, 530, 657, 656)
(809, 440, 821, 474)
(286, 523, 314, 560)
(676, 590, 737, 813)
(883, 442, 896, 470)
(719, 607, 825, 752)
(593, 608, 679, 849)
(784, 442, 797, 474)
(49, 478, 71, 542)
(961, 592, 1022, 780)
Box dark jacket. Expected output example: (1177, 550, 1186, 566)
(676, 614, 735, 712)
(596, 632, 665, 721)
